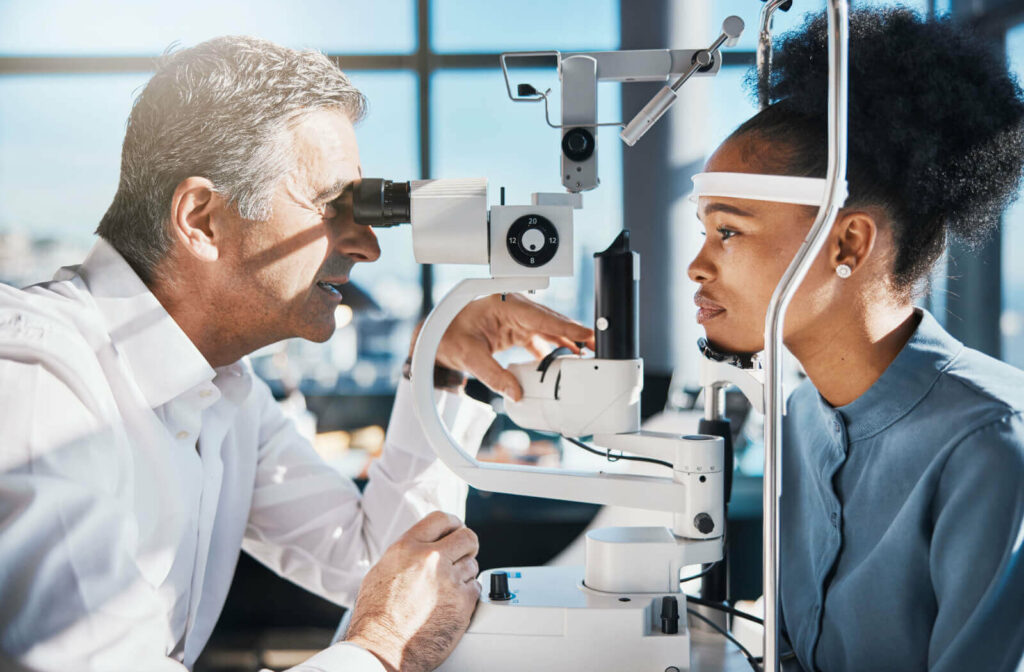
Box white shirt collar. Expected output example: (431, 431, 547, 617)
(56, 237, 217, 409)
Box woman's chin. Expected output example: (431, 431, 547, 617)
(702, 325, 764, 356)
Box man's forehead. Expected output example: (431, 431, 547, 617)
(285, 109, 361, 198)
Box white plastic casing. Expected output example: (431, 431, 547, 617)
(674, 447, 725, 540)
(585, 527, 722, 594)
(489, 204, 574, 278)
(410, 178, 489, 265)
(504, 356, 641, 436)
(437, 567, 692, 671)
(560, 55, 599, 192)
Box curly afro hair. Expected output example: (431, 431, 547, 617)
(730, 7, 1024, 294)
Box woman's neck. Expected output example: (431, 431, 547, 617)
(788, 303, 920, 408)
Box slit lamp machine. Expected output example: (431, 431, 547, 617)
(349, 1, 849, 669)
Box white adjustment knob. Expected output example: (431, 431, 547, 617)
(521, 228, 545, 252)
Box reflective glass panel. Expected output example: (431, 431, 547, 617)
(431, 0, 619, 53)
(0, 72, 148, 282)
(0, 0, 416, 55)
(1001, 23, 1024, 368)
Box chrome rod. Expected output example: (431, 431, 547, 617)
(757, 0, 790, 110)
(761, 2, 849, 671)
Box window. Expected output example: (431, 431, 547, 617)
(0, 0, 415, 55)
(1001, 22, 1024, 369)
(0, 2, 622, 395)
(431, 0, 618, 53)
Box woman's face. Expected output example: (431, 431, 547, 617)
(687, 136, 838, 354)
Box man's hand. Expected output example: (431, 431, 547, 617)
(415, 293, 595, 401)
(345, 512, 481, 672)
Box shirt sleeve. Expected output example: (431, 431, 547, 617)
(281, 642, 386, 672)
(928, 412, 1024, 672)
(0, 356, 185, 672)
(242, 377, 495, 607)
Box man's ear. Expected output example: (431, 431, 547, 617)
(830, 209, 879, 275)
(170, 177, 225, 262)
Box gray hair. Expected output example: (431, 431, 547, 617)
(96, 35, 367, 283)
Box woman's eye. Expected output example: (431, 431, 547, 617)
(717, 227, 737, 241)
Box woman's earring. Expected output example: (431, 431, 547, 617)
(836, 264, 852, 279)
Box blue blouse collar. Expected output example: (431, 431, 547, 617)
(824, 309, 964, 442)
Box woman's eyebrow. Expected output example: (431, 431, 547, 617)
(696, 202, 756, 221)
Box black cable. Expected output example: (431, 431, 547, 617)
(679, 562, 719, 584)
(685, 595, 764, 626)
(685, 597, 799, 662)
(687, 608, 762, 672)
(563, 436, 673, 469)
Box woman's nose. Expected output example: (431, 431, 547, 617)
(688, 243, 715, 284)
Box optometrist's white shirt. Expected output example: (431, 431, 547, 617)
(0, 238, 495, 672)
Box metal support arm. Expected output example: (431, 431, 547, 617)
(410, 276, 694, 513)
(761, 2, 849, 670)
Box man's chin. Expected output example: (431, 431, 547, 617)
(297, 317, 336, 343)
(306, 325, 335, 343)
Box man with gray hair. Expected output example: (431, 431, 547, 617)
(0, 36, 593, 671)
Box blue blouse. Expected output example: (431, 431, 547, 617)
(780, 309, 1024, 671)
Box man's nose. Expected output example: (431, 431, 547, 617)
(339, 222, 381, 263)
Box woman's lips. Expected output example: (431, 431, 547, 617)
(694, 292, 726, 325)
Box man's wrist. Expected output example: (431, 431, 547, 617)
(402, 356, 467, 391)
(344, 634, 400, 672)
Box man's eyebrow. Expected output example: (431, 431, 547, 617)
(696, 202, 756, 221)
(312, 179, 353, 205)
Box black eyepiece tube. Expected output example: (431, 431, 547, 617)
(352, 178, 411, 227)
(594, 229, 639, 360)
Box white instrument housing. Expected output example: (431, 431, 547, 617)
(410, 178, 489, 265)
(505, 356, 642, 437)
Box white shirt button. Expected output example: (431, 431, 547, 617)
(176, 430, 189, 440)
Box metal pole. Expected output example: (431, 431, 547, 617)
(756, 0, 790, 110)
(761, 2, 849, 670)
(416, 0, 434, 318)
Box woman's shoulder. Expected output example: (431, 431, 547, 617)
(939, 345, 1024, 418)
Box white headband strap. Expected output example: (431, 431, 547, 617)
(689, 171, 848, 206)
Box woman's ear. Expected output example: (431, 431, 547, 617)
(169, 177, 224, 262)
(831, 209, 879, 275)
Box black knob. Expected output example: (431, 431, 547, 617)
(506, 215, 559, 268)
(489, 571, 512, 601)
(694, 513, 715, 534)
(561, 127, 595, 162)
(661, 596, 680, 635)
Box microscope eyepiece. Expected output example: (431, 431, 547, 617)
(353, 178, 411, 227)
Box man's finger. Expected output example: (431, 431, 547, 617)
(510, 300, 594, 343)
(407, 511, 463, 543)
(453, 556, 479, 583)
(440, 526, 479, 564)
(462, 350, 523, 401)
(525, 336, 551, 360)
(544, 335, 582, 354)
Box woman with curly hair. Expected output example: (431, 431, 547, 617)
(688, 8, 1024, 671)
